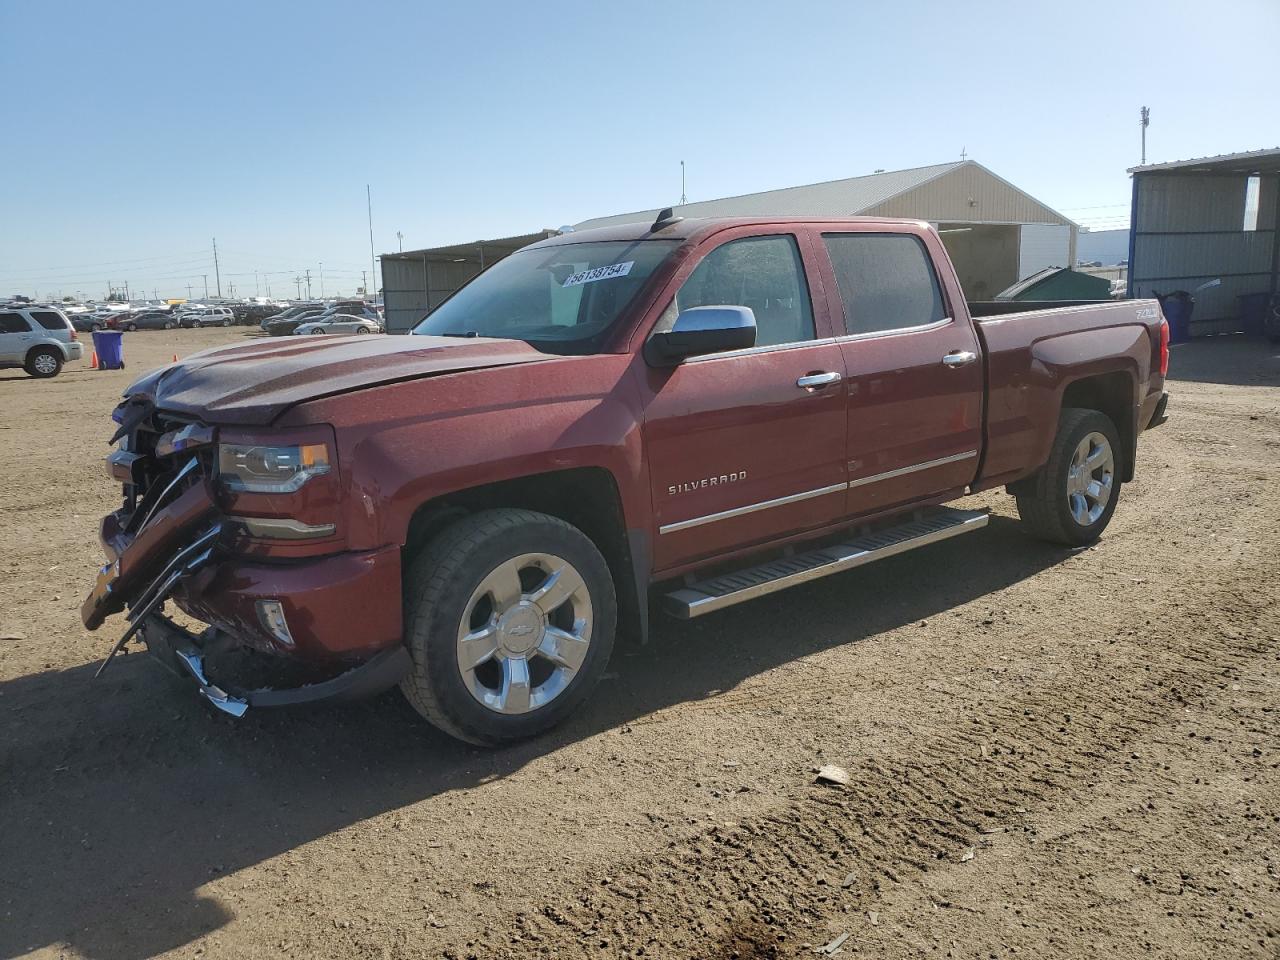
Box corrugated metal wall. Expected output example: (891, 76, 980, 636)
(381, 257, 482, 334)
(1130, 173, 1278, 332)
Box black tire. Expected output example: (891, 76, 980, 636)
(400, 508, 617, 746)
(310, 329, 325, 335)
(125, 323, 137, 332)
(91, 322, 104, 332)
(1015, 408, 1122, 546)
(222, 318, 232, 327)
(25, 347, 63, 378)
(355, 326, 369, 334)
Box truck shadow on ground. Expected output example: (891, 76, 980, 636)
(1167, 335, 1280, 387)
(0, 515, 1066, 959)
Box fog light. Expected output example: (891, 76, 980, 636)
(255, 600, 295, 648)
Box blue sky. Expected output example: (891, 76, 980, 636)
(2, 0, 1275, 300)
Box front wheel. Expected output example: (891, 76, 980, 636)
(125, 323, 137, 332)
(355, 326, 369, 334)
(1015, 408, 1121, 546)
(309, 329, 325, 335)
(401, 509, 617, 746)
(222, 318, 232, 327)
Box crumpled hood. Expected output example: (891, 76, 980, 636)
(123, 334, 553, 424)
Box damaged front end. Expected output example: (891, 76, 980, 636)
(82, 395, 408, 716)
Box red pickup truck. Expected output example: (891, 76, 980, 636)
(83, 213, 1170, 744)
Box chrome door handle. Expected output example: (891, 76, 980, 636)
(942, 351, 977, 368)
(796, 371, 842, 389)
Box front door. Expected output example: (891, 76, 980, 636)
(817, 229, 984, 516)
(638, 230, 848, 573)
(0, 311, 35, 364)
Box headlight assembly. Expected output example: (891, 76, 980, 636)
(217, 442, 331, 494)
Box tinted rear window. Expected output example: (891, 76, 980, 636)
(31, 311, 70, 331)
(822, 233, 947, 336)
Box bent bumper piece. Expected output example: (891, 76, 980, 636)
(140, 614, 412, 716)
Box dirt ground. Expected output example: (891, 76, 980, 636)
(1, 329, 1278, 960)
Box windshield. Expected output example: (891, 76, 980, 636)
(412, 240, 679, 353)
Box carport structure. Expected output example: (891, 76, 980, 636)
(1127, 148, 1280, 336)
(380, 231, 558, 334)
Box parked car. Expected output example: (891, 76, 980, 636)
(235, 303, 282, 326)
(294, 314, 382, 335)
(0, 305, 84, 377)
(129, 311, 181, 330)
(104, 312, 139, 331)
(82, 214, 1170, 745)
(71, 314, 108, 332)
(181, 307, 235, 328)
(265, 309, 325, 336)
(261, 303, 322, 331)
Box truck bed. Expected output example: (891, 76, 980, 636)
(970, 298, 1165, 488)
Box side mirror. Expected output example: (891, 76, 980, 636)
(645, 305, 757, 366)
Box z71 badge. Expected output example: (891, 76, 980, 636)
(668, 471, 746, 496)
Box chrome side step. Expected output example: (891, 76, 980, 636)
(663, 507, 989, 619)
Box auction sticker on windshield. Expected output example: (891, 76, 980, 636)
(562, 261, 634, 287)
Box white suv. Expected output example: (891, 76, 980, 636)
(0, 306, 85, 378)
(181, 307, 235, 328)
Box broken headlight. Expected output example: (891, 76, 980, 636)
(217, 442, 331, 494)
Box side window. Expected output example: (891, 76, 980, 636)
(822, 233, 947, 336)
(674, 235, 815, 348)
(0, 312, 32, 333)
(31, 311, 69, 331)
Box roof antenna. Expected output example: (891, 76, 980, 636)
(651, 207, 683, 231)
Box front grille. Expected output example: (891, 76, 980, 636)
(115, 406, 215, 531)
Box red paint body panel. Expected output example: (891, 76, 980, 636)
(91, 216, 1168, 666)
(175, 545, 402, 658)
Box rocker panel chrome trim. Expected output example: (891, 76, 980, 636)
(659, 482, 848, 535)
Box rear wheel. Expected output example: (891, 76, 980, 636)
(355, 326, 369, 334)
(124, 322, 137, 332)
(1015, 408, 1121, 546)
(25, 347, 63, 378)
(222, 318, 232, 327)
(91, 322, 104, 332)
(400, 509, 617, 746)
(309, 329, 325, 335)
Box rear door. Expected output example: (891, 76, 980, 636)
(638, 229, 849, 572)
(0, 311, 35, 363)
(816, 229, 984, 516)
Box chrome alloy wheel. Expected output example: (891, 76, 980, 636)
(456, 552, 593, 715)
(32, 353, 58, 375)
(1066, 431, 1114, 526)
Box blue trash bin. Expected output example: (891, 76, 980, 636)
(91, 330, 125, 370)
(1156, 291, 1194, 344)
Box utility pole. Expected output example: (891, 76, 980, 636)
(679, 160, 687, 206)
(362, 270, 368, 297)
(397, 231, 403, 252)
(212, 237, 222, 298)
(294, 275, 303, 298)
(1140, 106, 1150, 165)
(186, 283, 193, 299)
(255, 270, 260, 297)
(202, 275, 209, 299)
(319, 262, 325, 297)
(367, 184, 378, 305)
(304, 269, 312, 299)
